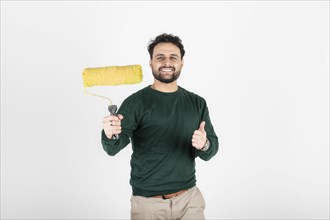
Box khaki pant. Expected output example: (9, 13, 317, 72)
(130, 186, 205, 220)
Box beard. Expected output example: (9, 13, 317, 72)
(152, 66, 181, 84)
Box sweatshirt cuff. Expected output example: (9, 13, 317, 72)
(102, 129, 116, 142)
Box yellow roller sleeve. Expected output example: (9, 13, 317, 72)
(82, 64, 143, 87)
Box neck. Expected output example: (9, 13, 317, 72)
(151, 80, 178, 93)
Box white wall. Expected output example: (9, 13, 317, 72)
(1, 1, 329, 219)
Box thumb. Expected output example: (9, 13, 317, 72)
(117, 114, 124, 120)
(198, 121, 206, 132)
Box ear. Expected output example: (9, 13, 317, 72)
(181, 58, 184, 67)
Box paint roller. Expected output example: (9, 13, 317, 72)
(82, 64, 143, 139)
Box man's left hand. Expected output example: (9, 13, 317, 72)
(192, 121, 207, 150)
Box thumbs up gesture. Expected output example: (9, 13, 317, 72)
(192, 121, 207, 150)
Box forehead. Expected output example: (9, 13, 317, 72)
(153, 42, 180, 56)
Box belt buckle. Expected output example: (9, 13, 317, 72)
(162, 190, 185, 199)
(153, 189, 188, 199)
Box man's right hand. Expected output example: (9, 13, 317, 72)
(102, 114, 124, 139)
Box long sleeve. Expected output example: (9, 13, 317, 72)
(101, 130, 130, 156)
(101, 95, 140, 156)
(194, 99, 219, 161)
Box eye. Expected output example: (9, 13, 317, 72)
(156, 56, 164, 60)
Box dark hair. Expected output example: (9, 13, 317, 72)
(147, 33, 185, 59)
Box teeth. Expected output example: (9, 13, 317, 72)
(161, 68, 173, 72)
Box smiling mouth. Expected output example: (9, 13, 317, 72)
(160, 67, 175, 72)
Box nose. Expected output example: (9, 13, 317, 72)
(164, 58, 171, 67)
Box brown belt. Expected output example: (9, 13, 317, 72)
(152, 189, 189, 199)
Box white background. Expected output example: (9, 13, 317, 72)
(1, 1, 329, 219)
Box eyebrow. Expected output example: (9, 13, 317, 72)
(155, 54, 179, 57)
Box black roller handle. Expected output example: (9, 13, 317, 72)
(108, 105, 119, 140)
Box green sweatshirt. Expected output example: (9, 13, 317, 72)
(101, 86, 219, 197)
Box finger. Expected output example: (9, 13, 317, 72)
(103, 115, 120, 123)
(191, 139, 197, 146)
(194, 130, 203, 136)
(103, 116, 111, 123)
(193, 131, 206, 139)
(110, 126, 121, 134)
(192, 138, 206, 145)
(111, 116, 121, 122)
(108, 125, 121, 133)
(192, 134, 201, 140)
(117, 114, 124, 120)
(191, 139, 202, 149)
(113, 128, 122, 135)
(110, 120, 121, 126)
(193, 134, 206, 141)
(109, 115, 123, 125)
(192, 138, 201, 144)
(111, 127, 121, 132)
(198, 121, 206, 132)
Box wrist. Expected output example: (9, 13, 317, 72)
(200, 139, 210, 151)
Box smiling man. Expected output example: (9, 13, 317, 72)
(102, 33, 219, 220)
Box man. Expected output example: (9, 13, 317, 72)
(102, 33, 219, 220)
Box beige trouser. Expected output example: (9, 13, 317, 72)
(130, 186, 205, 220)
